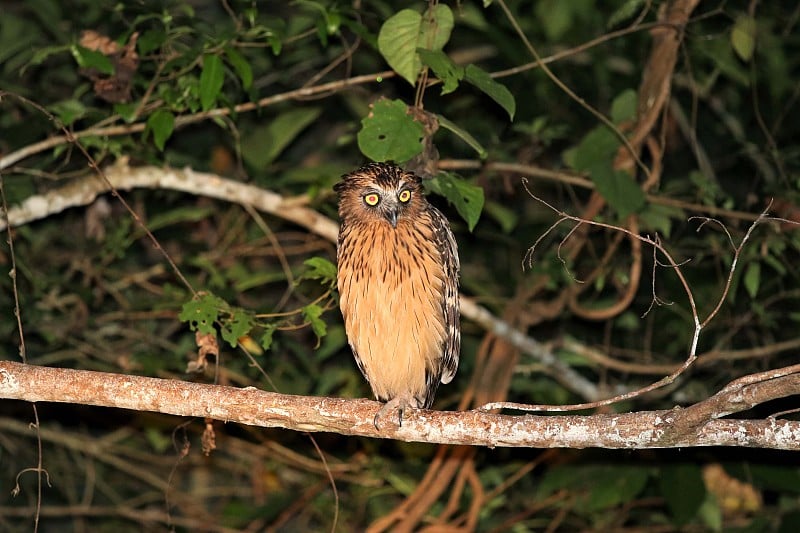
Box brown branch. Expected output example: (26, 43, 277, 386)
(2, 361, 800, 449)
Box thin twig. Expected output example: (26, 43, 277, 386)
(480, 182, 768, 413)
(0, 72, 393, 172)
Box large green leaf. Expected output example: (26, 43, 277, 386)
(70, 44, 114, 74)
(241, 107, 321, 168)
(378, 5, 453, 85)
(425, 172, 484, 231)
(659, 464, 706, 526)
(592, 166, 646, 219)
(419, 4, 453, 51)
(225, 46, 253, 90)
(567, 122, 645, 218)
(731, 14, 757, 62)
(464, 64, 516, 120)
(417, 48, 463, 95)
(436, 113, 487, 159)
(145, 109, 175, 151)
(357, 98, 424, 163)
(199, 54, 224, 111)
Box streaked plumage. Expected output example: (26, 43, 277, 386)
(335, 162, 460, 427)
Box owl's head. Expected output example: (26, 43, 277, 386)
(334, 162, 424, 228)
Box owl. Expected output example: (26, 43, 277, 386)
(334, 162, 460, 428)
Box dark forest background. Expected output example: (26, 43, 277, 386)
(1, 1, 800, 531)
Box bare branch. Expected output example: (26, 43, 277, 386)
(2, 361, 800, 449)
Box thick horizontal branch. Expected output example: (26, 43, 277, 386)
(2, 361, 799, 449)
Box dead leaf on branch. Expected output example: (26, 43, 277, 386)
(187, 331, 219, 373)
(79, 30, 140, 103)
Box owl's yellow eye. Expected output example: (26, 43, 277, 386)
(363, 193, 381, 206)
(398, 190, 411, 203)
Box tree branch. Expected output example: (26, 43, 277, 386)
(2, 361, 799, 449)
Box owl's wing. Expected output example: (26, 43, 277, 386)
(429, 207, 460, 385)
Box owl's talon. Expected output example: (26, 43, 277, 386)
(374, 397, 411, 430)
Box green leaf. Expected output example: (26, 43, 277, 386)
(743, 261, 760, 298)
(146, 109, 175, 151)
(378, 9, 424, 85)
(225, 46, 253, 90)
(535, 0, 574, 41)
(242, 107, 321, 168)
(639, 203, 684, 238)
(592, 166, 646, 218)
(483, 200, 518, 233)
(659, 464, 706, 526)
(114, 102, 138, 123)
(220, 308, 254, 348)
(463, 64, 516, 120)
(417, 49, 463, 95)
(357, 98, 424, 163)
(436, 114, 487, 159)
(260, 324, 277, 352)
(610, 89, 638, 123)
(70, 44, 114, 74)
(24, 44, 71, 71)
(199, 54, 224, 111)
(425, 172, 484, 231)
(537, 465, 650, 513)
(731, 15, 757, 62)
(179, 293, 225, 335)
(180, 292, 254, 349)
(299, 257, 337, 289)
(303, 304, 328, 345)
(419, 4, 454, 51)
(137, 29, 167, 55)
(267, 34, 282, 55)
(50, 99, 87, 126)
(584, 466, 649, 511)
(697, 492, 723, 532)
(696, 37, 750, 86)
(378, 5, 454, 86)
(568, 125, 645, 217)
(607, 0, 646, 28)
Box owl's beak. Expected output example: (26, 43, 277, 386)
(385, 209, 399, 228)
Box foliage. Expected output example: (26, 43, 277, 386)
(1, 0, 799, 531)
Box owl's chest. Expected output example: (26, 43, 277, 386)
(344, 224, 436, 279)
(339, 220, 443, 297)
